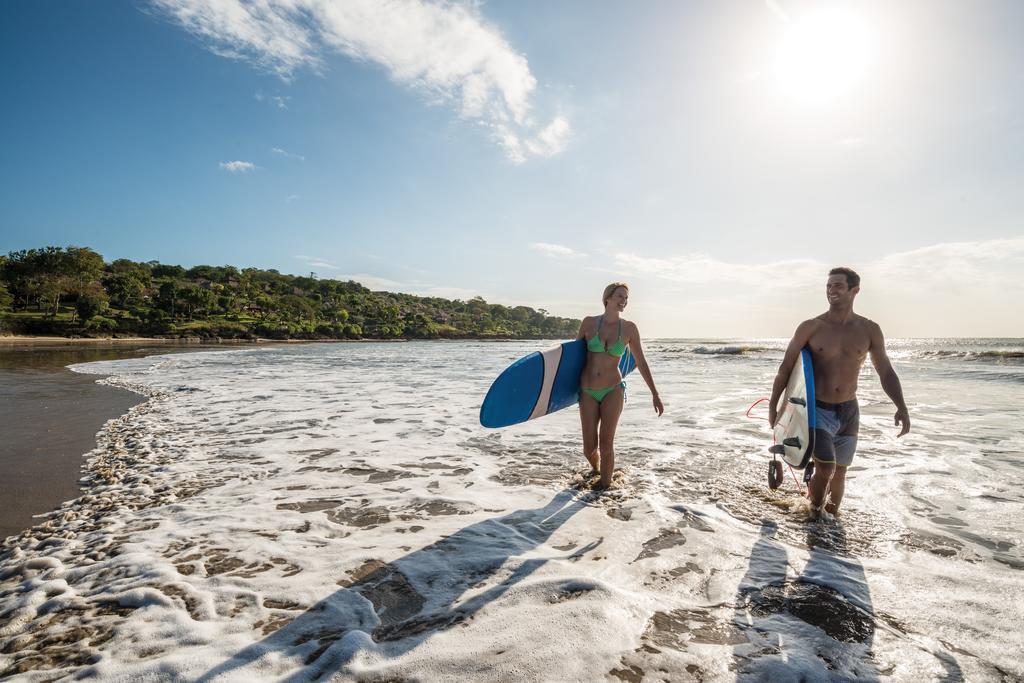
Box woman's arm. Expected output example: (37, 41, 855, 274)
(575, 316, 590, 341)
(626, 322, 664, 416)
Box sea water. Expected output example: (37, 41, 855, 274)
(0, 339, 1021, 681)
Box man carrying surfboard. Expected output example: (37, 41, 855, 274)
(768, 267, 910, 518)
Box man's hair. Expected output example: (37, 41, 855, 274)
(828, 267, 860, 289)
(603, 282, 629, 305)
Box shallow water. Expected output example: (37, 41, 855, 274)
(0, 339, 1021, 681)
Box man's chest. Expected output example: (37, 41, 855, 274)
(808, 328, 870, 362)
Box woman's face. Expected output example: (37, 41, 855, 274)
(607, 287, 628, 312)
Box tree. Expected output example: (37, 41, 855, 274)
(152, 263, 186, 279)
(103, 272, 146, 309)
(180, 285, 215, 320)
(0, 282, 13, 311)
(3, 244, 582, 340)
(157, 281, 181, 318)
(75, 283, 109, 322)
(1, 246, 104, 315)
(280, 294, 316, 325)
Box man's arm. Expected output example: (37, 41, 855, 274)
(769, 320, 816, 427)
(868, 323, 911, 437)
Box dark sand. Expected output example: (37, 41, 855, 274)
(0, 341, 228, 539)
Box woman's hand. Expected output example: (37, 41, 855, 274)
(652, 393, 664, 416)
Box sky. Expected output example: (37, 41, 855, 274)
(2, 0, 1022, 337)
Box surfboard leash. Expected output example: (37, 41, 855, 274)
(745, 397, 805, 495)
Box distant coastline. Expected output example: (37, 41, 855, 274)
(1, 246, 580, 342)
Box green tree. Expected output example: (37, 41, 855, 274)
(152, 263, 185, 279)
(0, 282, 13, 311)
(103, 272, 146, 309)
(75, 283, 109, 322)
(180, 285, 216, 320)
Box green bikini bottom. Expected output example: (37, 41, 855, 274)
(582, 382, 626, 403)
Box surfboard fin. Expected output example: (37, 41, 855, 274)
(783, 437, 801, 448)
(788, 397, 806, 406)
(768, 444, 786, 455)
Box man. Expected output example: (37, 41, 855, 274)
(769, 267, 910, 518)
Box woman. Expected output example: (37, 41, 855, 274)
(576, 282, 663, 488)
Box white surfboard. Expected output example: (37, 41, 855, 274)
(771, 347, 816, 468)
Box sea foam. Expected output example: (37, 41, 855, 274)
(0, 340, 1020, 681)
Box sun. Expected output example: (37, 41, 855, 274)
(773, 9, 872, 106)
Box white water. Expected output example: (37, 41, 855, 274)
(1, 339, 1021, 681)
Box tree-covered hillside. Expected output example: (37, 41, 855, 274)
(0, 246, 579, 340)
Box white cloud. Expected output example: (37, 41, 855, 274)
(219, 160, 256, 172)
(524, 116, 572, 158)
(272, 147, 305, 161)
(153, 0, 568, 163)
(616, 238, 1024, 293)
(341, 273, 479, 300)
(612, 237, 1024, 336)
(530, 242, 586, 259)
(866, 237, 1024, 293)
(295, 254, 339, 270)
(286, 194, 300, 202)
(614, 251, 820, 287)
(255, 91, 291, 109)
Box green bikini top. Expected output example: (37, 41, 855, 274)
(587, 316, 626, 357)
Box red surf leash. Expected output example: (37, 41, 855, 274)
(745, 397, 805, 495)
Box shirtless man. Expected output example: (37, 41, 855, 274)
(768, 267, 910, 517)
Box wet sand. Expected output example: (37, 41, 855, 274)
(0, 342, 225, 540)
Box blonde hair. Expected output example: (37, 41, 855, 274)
(602, 282, 629, 306)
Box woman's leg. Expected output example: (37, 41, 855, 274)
(596, 387, 625, 487)
(579, 392, 601, 472)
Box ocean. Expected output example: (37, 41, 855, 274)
(1, 339, 1021, 681)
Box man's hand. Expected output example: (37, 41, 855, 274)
(768, 403, 778, 428)
(653, 394, 664, 417)
(894, 407, 911, 437)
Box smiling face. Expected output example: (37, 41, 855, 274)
(826, 273, 858, 307)
(606, 286, 629, 312)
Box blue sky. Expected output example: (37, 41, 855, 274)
(2, 0, 1022, 336)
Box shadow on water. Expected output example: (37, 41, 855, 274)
(198, 489, 594, 681)
(733, 519, 882, 681)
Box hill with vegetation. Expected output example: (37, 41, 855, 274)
(0, 246, 579, 340)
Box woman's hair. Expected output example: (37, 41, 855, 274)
(602, 282, 629, 306)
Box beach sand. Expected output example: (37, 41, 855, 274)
(0, 341, 228, 540)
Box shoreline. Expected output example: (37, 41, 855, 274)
(0, 334, 572, 346)
(0, 342, 222, 541)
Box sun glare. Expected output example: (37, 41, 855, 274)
(773, 9, 872, 106)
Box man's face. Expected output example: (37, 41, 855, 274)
(826, 274, 857, 306)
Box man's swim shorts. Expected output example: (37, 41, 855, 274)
(813, 399, 859, 467)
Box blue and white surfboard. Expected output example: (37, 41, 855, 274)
(479, 339, 637, 429)
(771, 347, 816, 468)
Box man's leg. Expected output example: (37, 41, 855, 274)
(824, 466, 847, 515)
(811, 423, 835, 516)
(808, 459, 835, 512)
(825, 433, 857, 515)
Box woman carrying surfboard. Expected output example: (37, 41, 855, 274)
(577, 282, 664, 488)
